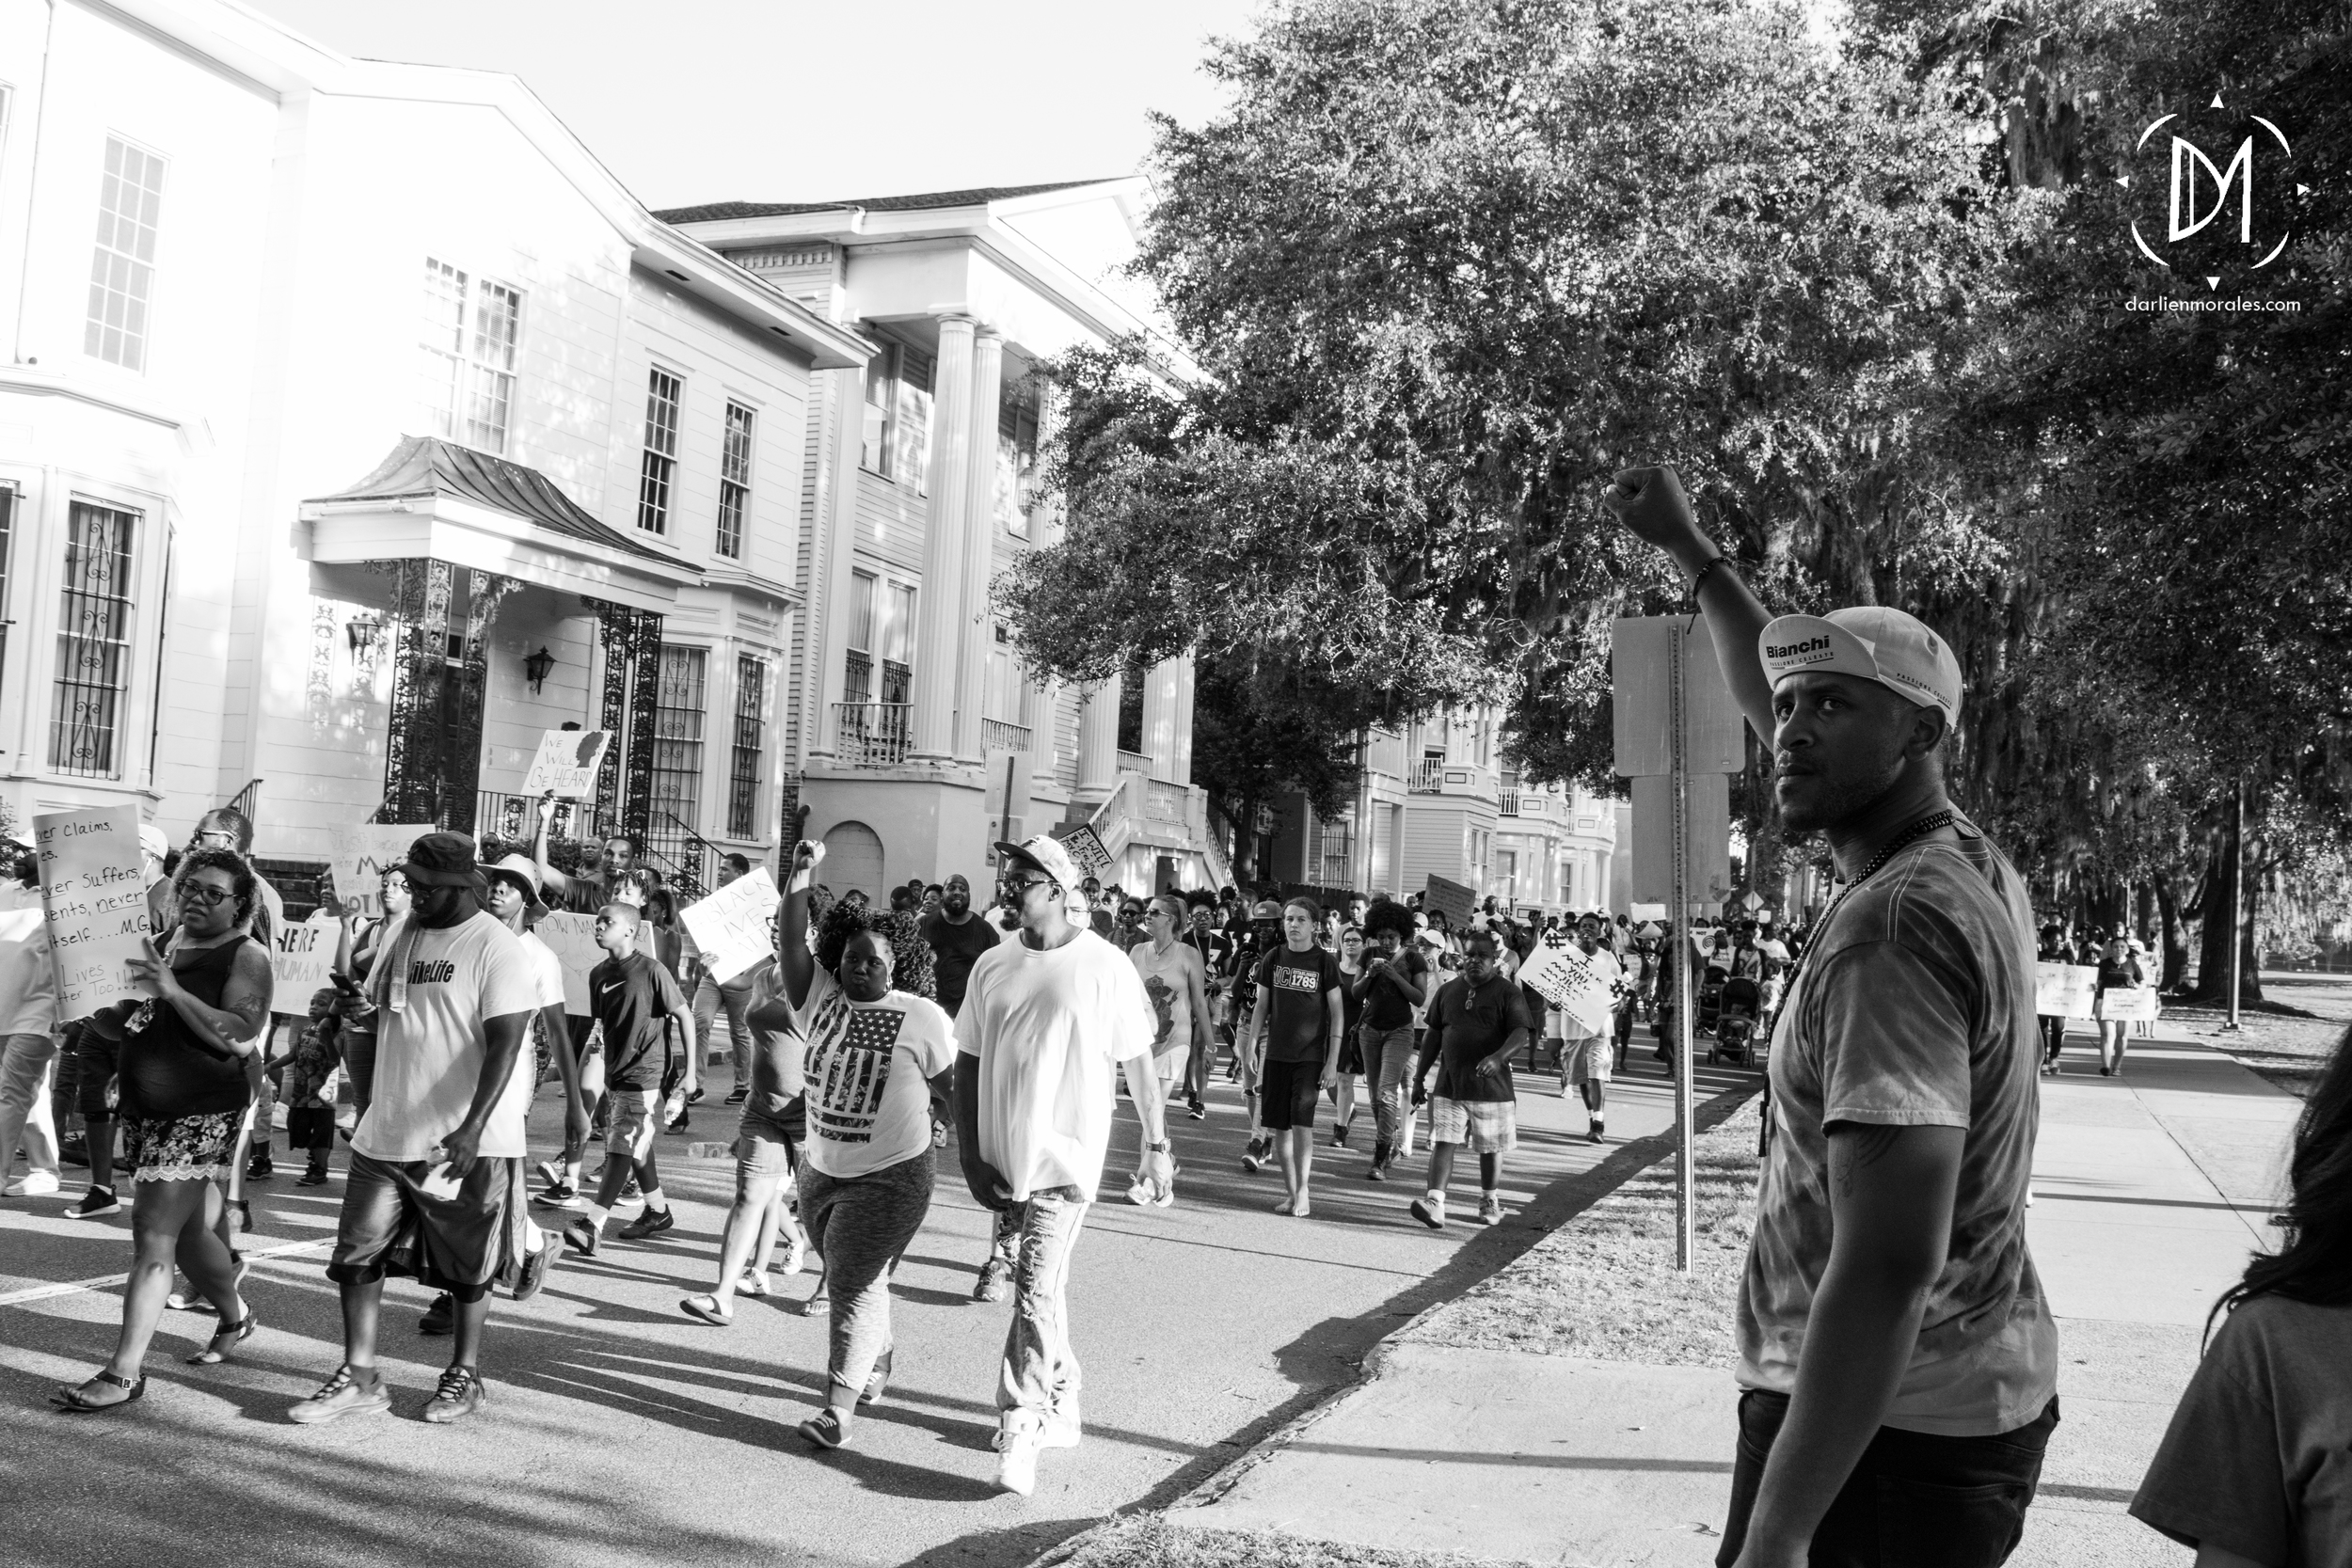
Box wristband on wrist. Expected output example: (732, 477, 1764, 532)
(1689, 552, 1730, 595)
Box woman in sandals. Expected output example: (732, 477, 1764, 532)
(685, 840, 951, 1450)
(52, 847, 274, 1409)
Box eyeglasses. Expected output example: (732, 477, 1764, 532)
(194, 831, 237, 847)
(1002, 877, 1054, 897)
(181, 883, 235, 907)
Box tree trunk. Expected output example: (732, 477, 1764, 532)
(2186, 807, 2265, 1006)
(2153, 871, 2190, 991)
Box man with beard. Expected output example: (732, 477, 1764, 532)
(1608, 467, 2055, 1568)
(290, 833, 539, 1425)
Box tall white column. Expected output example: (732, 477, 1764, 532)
(1169, 652, 1195, 784)
(953, 329, 1005, 765)
(908, 314, 976, 766)
(808, 365, 866, 761)
(1141, 656, 1182, 782)
(1074, 673, 1120, 806)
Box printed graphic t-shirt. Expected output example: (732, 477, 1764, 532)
(356, 911, 541, 1161)
(790, 965, 956, 1179)
(1129, 938, 1196, 1057)
(958, 928, 1156, 1202)
(589, 949, 689, 1091)
(1254, 942, 1343, 1064)
(1738, 825, 2058, 1436)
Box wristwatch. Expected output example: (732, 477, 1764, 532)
(1145, 1139, 1171, 1153)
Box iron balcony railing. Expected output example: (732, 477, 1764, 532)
(833, 702, 913, 768)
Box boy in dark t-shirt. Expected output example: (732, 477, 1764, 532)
(562, 904, 695, 1257)
(1410, 929, 1530, 1229)
(1243, 899, 1345, 1217)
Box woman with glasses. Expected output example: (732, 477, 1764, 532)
(51, 850, 273, 1409)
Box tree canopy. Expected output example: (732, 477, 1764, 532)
(999, 0, 2351, 980)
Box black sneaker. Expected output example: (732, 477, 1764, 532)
(973, 1257, 1010, 1304)
(618, 1206, 675, 1242)
(511, 1240, 557, 1303)
(561, 1217, 601, 1257)
(297, 1163, 329, 1187)
(724, 1086, 749, 1106)
(666, 1112, 690, 1133)
(420, 1292, 454, 1335)
(245, 1153, 275, 1182)
(1331, 1122, 1350, 1148)
(1187, 1095, 1206, 1121)
(532, 1182, 580, 1208)
(70, 1185, 121, 1219)
(59, 1136, 89, 1169)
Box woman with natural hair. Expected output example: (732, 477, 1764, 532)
(51, 850, 272, 1409)
(732, 841, 953, 1451)
(2131, 1023, 2352, 1564)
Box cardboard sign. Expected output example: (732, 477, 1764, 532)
(1050, 822, 1115, 885)
(326, 824, 434, 920)
(271, 912, 342, 999)
(2095, 985, 2160, 1023)
(1422, 874, 1478, 927)
(535, 911, 602, 1016)
(35, 804, 155, 1019)
(1517, 939, 1616, 1036)
(678, 866, 780, 986)
(2034, 962, 2099, 1020)
(520, 728, 613, 800)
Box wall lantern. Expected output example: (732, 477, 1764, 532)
(523, 645, 557, 695)
(345, 615, 385, 656)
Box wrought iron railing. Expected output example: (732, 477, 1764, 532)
(476, 790, 611, 848)
(833, 702, 913, 768)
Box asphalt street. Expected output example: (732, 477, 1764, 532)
(2, 1042, 1757, 1568)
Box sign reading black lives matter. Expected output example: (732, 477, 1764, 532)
(35, 804, 155, 1018)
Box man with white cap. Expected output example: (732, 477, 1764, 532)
(954, 832, 1169, 1496)
(1608, 467, 2056, 1568)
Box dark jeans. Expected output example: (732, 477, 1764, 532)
(1718, 1391, 2058, 1568)
(2037, 1016, 2066, 1063)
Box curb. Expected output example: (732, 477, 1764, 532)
(1026, 1076, 1765, 1566)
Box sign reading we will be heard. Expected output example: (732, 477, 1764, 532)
(36, 804, 156, 1019)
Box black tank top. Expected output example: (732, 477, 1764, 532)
(119, 936, 258, 1120)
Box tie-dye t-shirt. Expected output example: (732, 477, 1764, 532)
(1737, 821, 2058, 1436)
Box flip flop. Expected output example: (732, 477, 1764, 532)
(186, 1310, 259, 1366)
(679, 1294, 732, 1326)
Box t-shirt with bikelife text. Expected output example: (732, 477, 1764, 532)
(588, 949, 689, 1091)
(1254, 943, 1343, 1064)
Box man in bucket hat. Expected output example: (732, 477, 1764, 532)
(291, 832, 543, 1426)
(954, 832, 1168, 1496)
(1607, 467, 2055, 1568)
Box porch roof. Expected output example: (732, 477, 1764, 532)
(301, 436, 700, 612)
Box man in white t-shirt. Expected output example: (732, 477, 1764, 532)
(956, 832, 1169, 1497)
(292, 832, 540, 1428)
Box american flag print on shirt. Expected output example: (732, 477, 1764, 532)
(806, 991, 907, 1145)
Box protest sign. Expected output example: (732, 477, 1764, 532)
(535, 911, 602, 1015)
(520, 728, 613, 799)
(678, 866, 779, 986)
(1422, 875, 1477, 927)
(2034, 962, 2099, 1020)
(2095, 985, 2160, 1024)
(1050, 823, 1115, 885)
(271, 912, 342, 999)
(1516, 940, 1616, 1036)
(35, 804, 154, 1019)
(326, 824, 433, 920)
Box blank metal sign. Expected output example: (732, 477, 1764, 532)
(1611, 616, 1748, 778)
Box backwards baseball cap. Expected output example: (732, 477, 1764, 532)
(994, 833, 1085, 899)
(401, 831, 485, 890)
(1758, 607, 1963, 724)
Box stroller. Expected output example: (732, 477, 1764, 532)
(1695, 961, 1729, 1036)
(1710, 975, 1764, 1067)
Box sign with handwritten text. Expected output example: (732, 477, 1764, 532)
(1516, 938, 1616, 1036)
(535, 911, 603, 1015)
(678, 866, 779, 986)
(2034, 962, 2099, 1020)
(1049, 823, 1115, 886)
(326, 824, 432, 921)
(520, 729, 613, 800)
(35, 804, 155, 1019)
(271, 912, 342, 999)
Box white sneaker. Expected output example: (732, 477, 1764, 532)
(994, 1413, 1042, 1495)
(5, 1170, 60, 1197)
(1042, 1395, 1082, 1449)
(738, 1268, 771, 1298)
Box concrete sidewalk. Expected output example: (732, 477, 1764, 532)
(1152, 1029, 2296, 1568)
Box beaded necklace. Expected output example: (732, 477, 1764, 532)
(1778, 810, 1958, 1007)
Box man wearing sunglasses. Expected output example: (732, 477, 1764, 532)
(955, 833, 1168, 1497)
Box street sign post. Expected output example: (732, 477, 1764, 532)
(1613, 616, 1746, 1272)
